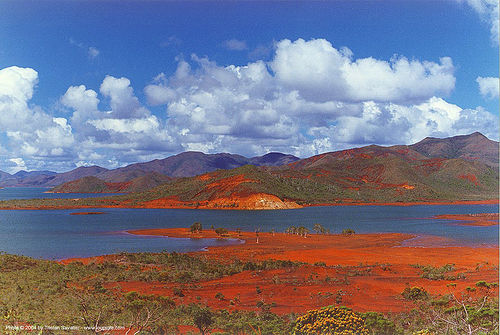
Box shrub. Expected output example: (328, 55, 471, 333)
(402, 287, 428, 301)
(413, 330, 435, 335)
(173, 287, 184, 297)
(215, 228, 228, 237)
(341, 228, 356, 236)
(412, 264, 456, 280)
(475, 280, 490, 288)
(192, 305, 214, 335)
(190, 222, 202, 233)
(292, 305, 369, 335)
(362, 311, 398, 335)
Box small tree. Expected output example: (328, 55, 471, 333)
(190, 222, 202, 233)
(192, 305, 214, 335)
(124, 291, 175, 335)
(313, 223, 327, 234)
(297, 226, 310, 238)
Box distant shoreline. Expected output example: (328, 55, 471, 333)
(433, 213, 499, 226)
(0, 198, 498, 211)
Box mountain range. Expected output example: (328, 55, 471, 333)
(0, 152, 300, 190)
(0, 132, 496, 210)
(115, 132, 497, 209)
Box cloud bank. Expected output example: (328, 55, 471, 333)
(0, 38, 497, 172)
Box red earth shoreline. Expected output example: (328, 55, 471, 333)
(61, 228, 498, 315)
(0, 198, 497, 211)
(433, 213, 499, 226)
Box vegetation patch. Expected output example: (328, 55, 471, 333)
(411, 263, 465, 280)
(292, 305, 369, 335)
(402, 287, 429, 301)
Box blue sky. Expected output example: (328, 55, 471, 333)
(0, 0, 498, 173)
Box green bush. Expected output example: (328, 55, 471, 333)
(411, 263, 458, 280)
(215, 228, 228, 237)
(173, 287, 184, 297)
(341, 228, 356, 236)
(362, 311, 399, 335)
(191, 305, 214, 335)
(402, 287, 428, 301)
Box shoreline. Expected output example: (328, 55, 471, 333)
(433, 213, 499, 226)
(0, 198, 497, 211)
(124, 228, 498, 266)
(69, 211, 106, 215)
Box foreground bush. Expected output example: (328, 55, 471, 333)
(292, 306, 369, 335)
(362, 311, 399, 334)
(402, 287, 428, 301)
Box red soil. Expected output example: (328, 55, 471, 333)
(434, 213, 499, 226)
(141, 193, 302, 210)
(417, 158, 445, 174)
(77, 228, 499, 315)
(459, 174, 480, 186)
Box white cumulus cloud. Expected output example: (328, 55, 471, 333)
(0, 66, 75, 169)
(476, 76, 499, 99)
(142, 38, 486, 157)
(271, 38, 455, 103)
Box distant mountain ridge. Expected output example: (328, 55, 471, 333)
(51, 172, 172, 194)
(0, 152, 300, 188)
(0, 133, 497, 194)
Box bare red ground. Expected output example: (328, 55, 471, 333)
(73, 228, 499, 315)
(434, 213, 499, 226)
(141, 193, 302, 210)
(458, 174, 479, 185)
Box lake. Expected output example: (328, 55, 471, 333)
(0, 189, 497, 259)
(0, 187, 121, 200)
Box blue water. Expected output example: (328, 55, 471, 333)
(0, 187, 121, 200)
(0, 189, 497, 259)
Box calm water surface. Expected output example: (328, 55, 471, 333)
(0, 187, 121, 200)
(0, 189, 497, 259)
